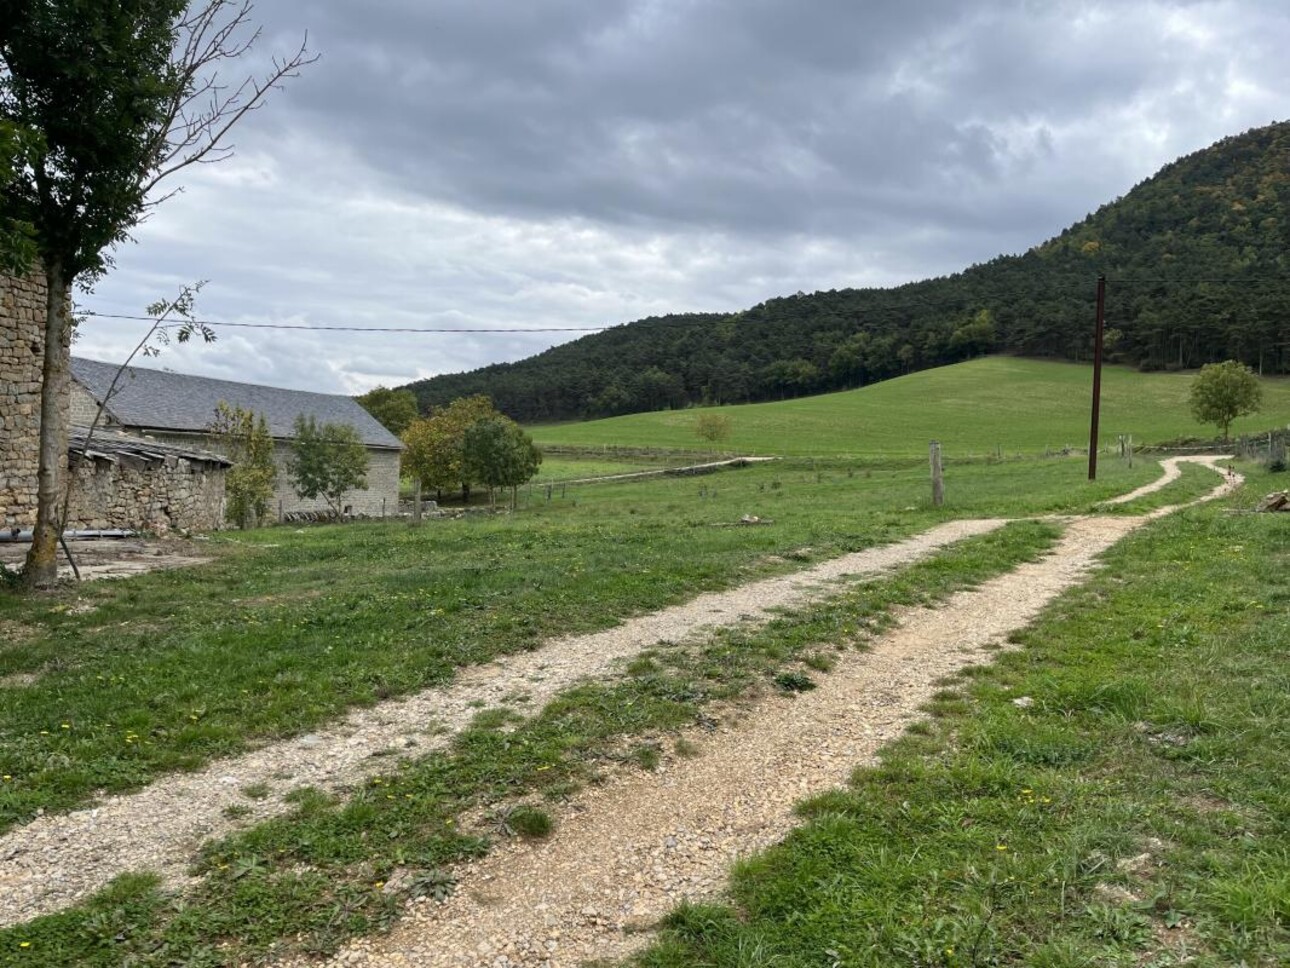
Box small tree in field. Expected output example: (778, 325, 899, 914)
(209, 401, 276, 528)
(287, 416, 369, 521)
(463, 417, 542, 509)
(694, 412, 733, 446)
(1189, 360, 1262, 440)
(402, 395, 503, 503)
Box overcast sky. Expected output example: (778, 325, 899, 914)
(75, 0, 1289, 395)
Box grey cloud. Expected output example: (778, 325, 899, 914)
(76, 0, 1290, 393)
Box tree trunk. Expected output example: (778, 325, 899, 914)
(413, 479, 422, 523)
(23, 261, 72, 589)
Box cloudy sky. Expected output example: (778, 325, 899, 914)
(75, 0, 1289, 395)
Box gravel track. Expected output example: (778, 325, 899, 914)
(292, 516, 1142, 968)
(291, 460, 1242, 968)
(1099, 454, 1233, 506)
(0, 519, 1005, 928)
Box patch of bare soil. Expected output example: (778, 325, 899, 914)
(0, 619, 40, 648)
(0, 537, 211, 583)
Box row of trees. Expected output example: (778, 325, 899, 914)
(400, 395, 541, 511)
(218, 390, 545, 527)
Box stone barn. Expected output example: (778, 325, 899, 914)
(69, 356, 404, 520)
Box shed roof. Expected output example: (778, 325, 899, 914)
(70, 357, 403, 450)
(70, 427, 233, 467)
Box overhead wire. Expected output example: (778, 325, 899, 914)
(74, 273, 1289, 337)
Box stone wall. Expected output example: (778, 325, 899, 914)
(66, 454, 226, 533)
(0, 271, 59, 529)
(69, 382, 107, 428)
(266, 442, 401, 520)
(144, 431, 401, 521)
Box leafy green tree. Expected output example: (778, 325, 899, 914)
(356, 386, 419, 436)
(1189, 360, 1263, 440)
(209, 401, 277, 529)
(287, 416, 369, 521)
(2, 2, 312, 585)
(949, 309, 996, 358)
(401, 395, 502, 503)
(463, 417, 541, 509)
(0, 118, 36, 273)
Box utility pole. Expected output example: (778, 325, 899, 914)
(1088, 275, 1106, 481)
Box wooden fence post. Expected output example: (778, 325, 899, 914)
(930, 440, 944, 508)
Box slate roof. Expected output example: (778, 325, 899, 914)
(70, 357, 404, 450)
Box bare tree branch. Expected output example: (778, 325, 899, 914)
(140, 1, 317, 199)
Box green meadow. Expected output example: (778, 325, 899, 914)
(531, 357, 1290, 458)
(3, 353, 1285, 965)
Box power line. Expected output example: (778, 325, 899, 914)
(76, 272, 1289, 336)
(76, 310, 610, 334)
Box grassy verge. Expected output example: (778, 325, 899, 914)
(0, 457, 1151, 829)
(638, 469, 1289, 967)
(0, 522, 1060, 966)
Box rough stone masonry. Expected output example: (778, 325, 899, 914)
(0, 270, 58, 530)
(2, 270, 227, 533)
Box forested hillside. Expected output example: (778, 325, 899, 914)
(405, 122, 1290, 422)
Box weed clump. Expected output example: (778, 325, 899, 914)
(773, 671, 816, 693)
(489, 804, 554, 840)
(630, 743, 662, 771)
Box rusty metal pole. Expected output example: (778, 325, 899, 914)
(1088, 275, 1106, 481)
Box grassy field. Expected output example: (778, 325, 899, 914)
(639, 467, 1290, 968)
(531, 357, 1290, 458)
(0, 455, 1163, 832)
(1, 452, 1280, 964)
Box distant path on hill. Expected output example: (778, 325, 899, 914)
(1099, 454, 1235, 506)
(297, 458, 1243, 968)
(0, 518, 1005, 928)
(549, 454, 777, 486)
